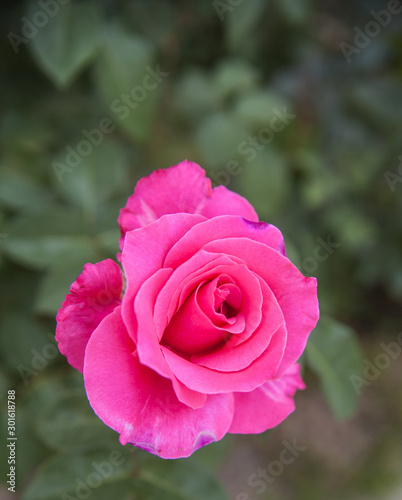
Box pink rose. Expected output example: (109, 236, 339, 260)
(56, 160, 319, 459)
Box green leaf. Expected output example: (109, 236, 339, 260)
(189, 438, 230, 471)
(0, 401, 50, 489)
(35, 390, 118, 453)
(0, 313, 55, 376)
(21, 372, 85, 419)
(212, 58, 260, 101)
(196, 113, 249, 168)
(234, 90, 290, 129)
(226, 0, 267, 51)
(306, 316, 364, 419)
(274, 0, 311, 25)
(347, 80, 402, 130)
(0, 172, 52, 210)
(21, 451, 132, 500)
(135, 454, 229, 500)
(174, 70, 219, 120)
(94, 24, 160, 142)
(239, 149, 290, 217)
(2, 206, 97, 270)
(52, 140, 129, 218)
(28, 0, 101, 88)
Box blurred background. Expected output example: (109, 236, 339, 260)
(0, 0, 401, 499)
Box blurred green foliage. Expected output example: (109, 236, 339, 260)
(0, 0, 401, 498)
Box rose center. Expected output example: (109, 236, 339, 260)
(162, 274, 244, 355)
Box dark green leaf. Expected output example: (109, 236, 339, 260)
(136, 454, 229, 500)
(212, 59, 259, 100)
(226, 0, 267, 51)
(239, 149, 290, 217)
(306, 316, 364, 419)
(234, 90, 290, 129)
(0, 314, 55, 376)
(0, 172, 52, 210)
(29, 1, 101, 87)
(35, 390, 118, 453)
(94, 24, 159, 142)
(52, 140, 128, 216)
(196, 113, 249, 168)
(2, 206, 97, 270)
(21, 451, 132, 500)
(274, 0, 311, 25)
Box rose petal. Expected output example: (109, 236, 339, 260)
(162, 277, 242, 355)
(199, 185, 259, 223)
(134, 268, 207, 409)
(118, 161, 259, 251)
(164, 215, 286, 269)
(153, 252, 263, 349)
(55, 259, 122, 372)
(192, 274, 285, 372)
(162, 322, 287, 395)
(121, 213, 206, 343)
(83, 307, 234, 459)
(203, 237, 319, 375)
(118, 161, 211, 249)
(229, 364, 305, 433)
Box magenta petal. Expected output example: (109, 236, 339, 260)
(55, 259, 122, 372)
(163, 279, 237, 355)
(165, 215, 287, 269)
(203, 237, 319, 375)
(200, 185, 259, 222)
(121, 213, 206, 343)
(134, 268, 207, 409)
(192, 275, 284, 372)
(229, 364, 305, 434)
(162, 322, 287, 394)
(117, 161, 261, 251)
(118, 161, 212, 249)
(83, 307, 234, 459)
(153, 252, 248, 340)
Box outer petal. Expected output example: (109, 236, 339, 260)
(229, 364, 305, 434)
(164, 215, 287, 269)
(83, 307, 234, 459)
(203, 237, 319, 375)
(117, 161, 259, 250)
(121, 213, 206, 343)
(199, 185, 259, 223)
(55, 259, 122, 372)
(118, 161, 211, 247)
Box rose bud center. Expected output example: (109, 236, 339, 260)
(162, 274, 245, 355)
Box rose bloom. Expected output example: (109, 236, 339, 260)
(56, 160, 319, 459)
